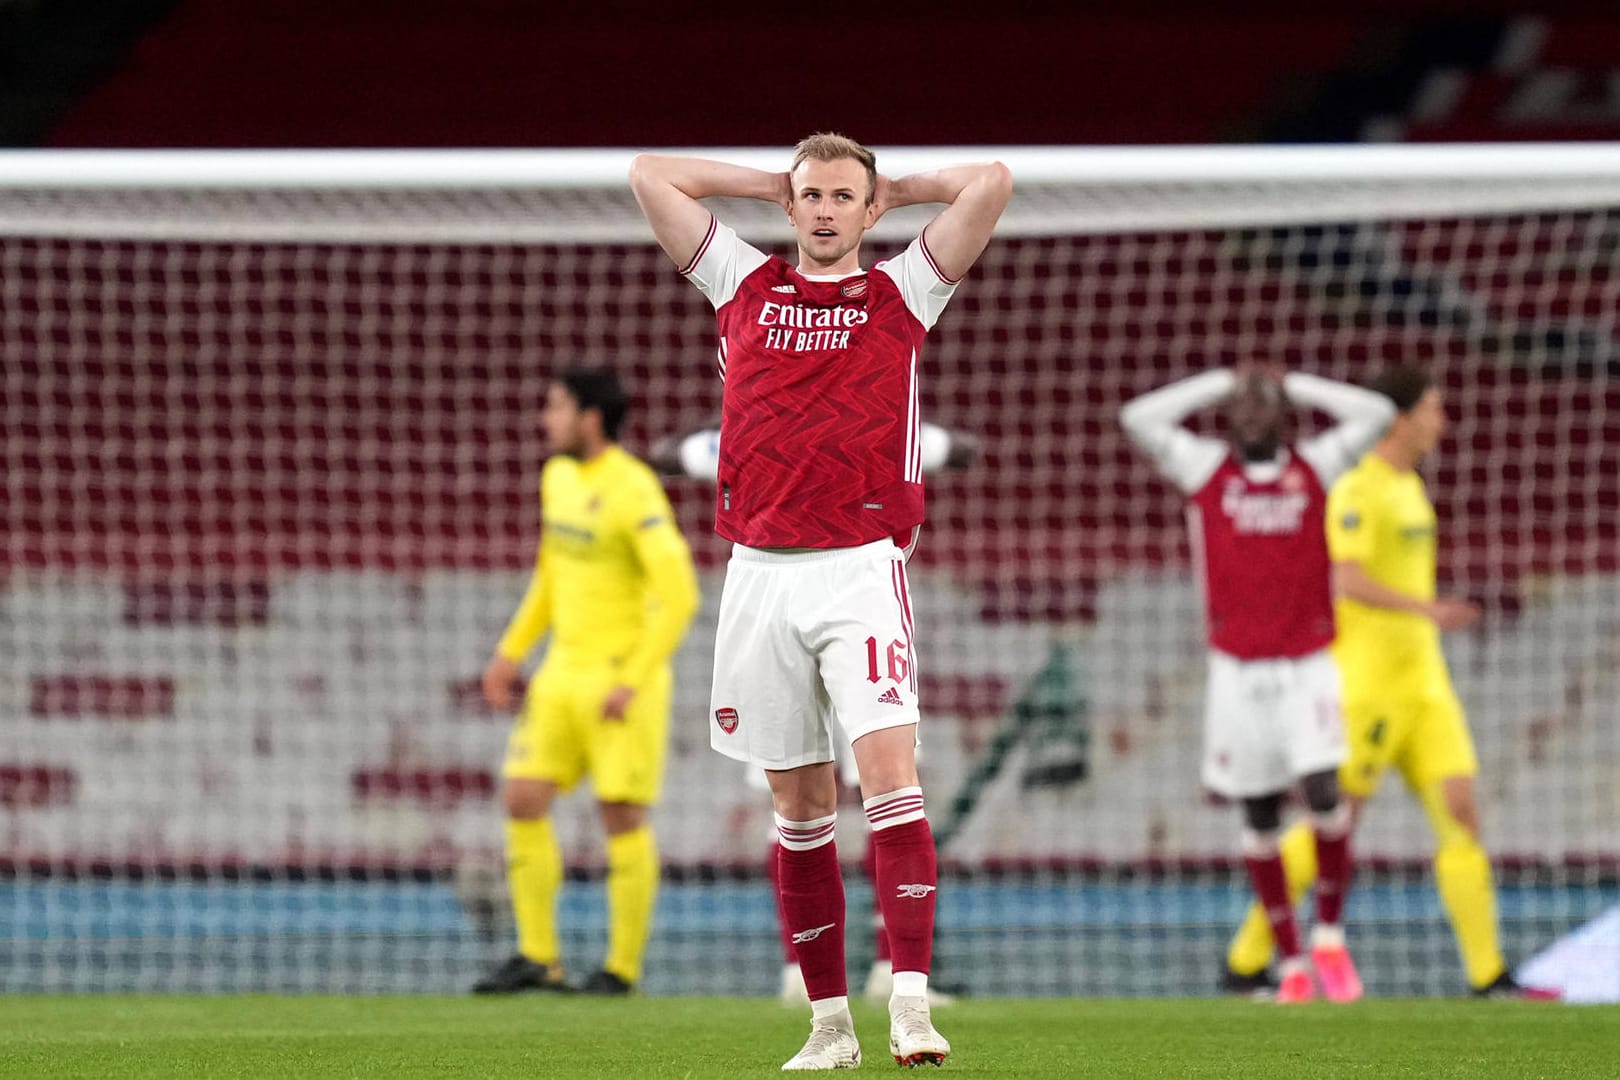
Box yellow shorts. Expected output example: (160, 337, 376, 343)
(1339, 681, 1478, 799)
(502, 659, 671, 806)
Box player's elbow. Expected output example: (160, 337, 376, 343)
(976, 161, 1013, 210)
(628, 153, 665, 199)
(1118, 400, 1150, 442)
(985, 160, 1014, 198)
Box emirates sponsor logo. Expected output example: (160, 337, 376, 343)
(757, 301, 870, 329)
(1220, 485, 1310, 535)
(895, 884, 936, 899)
(791, 922, 837, 944)
(714, 707, 739, 734)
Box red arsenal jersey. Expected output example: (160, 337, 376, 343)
(1189, 451, 1335, 659)
(681, 217, 958, 550)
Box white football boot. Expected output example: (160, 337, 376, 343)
(889, 995, 950, 1068)
(781, 1008, 862, 1071)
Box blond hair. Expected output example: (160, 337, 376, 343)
(791, 132, 877, 204)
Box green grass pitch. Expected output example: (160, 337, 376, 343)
(3, 996, 1615, 1078)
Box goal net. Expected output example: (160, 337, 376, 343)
(2, 146, 1616, 997)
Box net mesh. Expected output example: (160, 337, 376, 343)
(2, 160, 1616, 996)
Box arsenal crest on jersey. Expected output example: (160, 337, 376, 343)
(840, 277, 868, 299)
(714, 706, 739, 734)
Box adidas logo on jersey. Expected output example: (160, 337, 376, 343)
(791, 922, 836, 944)
(771, 283, 798, 293)
(877, 687, 905, 706)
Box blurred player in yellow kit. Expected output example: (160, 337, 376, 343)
(474, 368, 699, 996)
(1224, 365, 1554, 999)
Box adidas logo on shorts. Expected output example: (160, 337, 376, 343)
(877, 687, 905, 706)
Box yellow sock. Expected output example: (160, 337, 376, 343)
(506, 817, 562, 968)
(1420, 785, 1504, 989)
(1226, 819, 1320, 976)
(604, 826, 659, 985)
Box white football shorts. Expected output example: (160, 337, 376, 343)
(711, 538, 920, 771)
(1201, 648, 1346, 799)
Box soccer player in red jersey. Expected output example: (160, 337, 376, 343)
(1121, 365, 1394, 1004)
(649, 422, 978, 1010)
(631, 134, 1009, 1069)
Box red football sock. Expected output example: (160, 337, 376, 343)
(865, 787, 935, 978)
(1243, 828, 1302, 959)
(863, 840, 892, 962)
(775, 813, 847, 1001)
(1312, 804, 1353, 929)
(767, 840, 797, 964)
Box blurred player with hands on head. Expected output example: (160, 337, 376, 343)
(1122, 362, 1394, 1003)
(475, 368, 699, 998)
(631, 134, 1010, 1069)
(1224, 364, 1557, 1000)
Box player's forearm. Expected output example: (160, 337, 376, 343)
(1333, 561, 1431, 617)
(629, 154, 788, 205)
(886, 162, 1010, 209)
(1119, 369, 1236, 446)
(495, 567, 550, 661)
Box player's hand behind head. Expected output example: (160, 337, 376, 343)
(1429, 597, 1482, 631)
(869, 174, 893, 226)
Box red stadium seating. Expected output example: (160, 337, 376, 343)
(47, 3, 1362, 147)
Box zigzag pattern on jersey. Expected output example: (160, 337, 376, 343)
(714, 256, 927, 549)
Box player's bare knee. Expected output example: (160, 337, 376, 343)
(1241, 793, 1285, 834)
(851, 725, 920, 799)
(765, 763, 837, 822)
(599, 800, 648, 836)
(1451, 800, 1480, 836)
(504, 780, 554, 821)
(1300, 769, 1341, 816)
(1443, 780, 1482, 838)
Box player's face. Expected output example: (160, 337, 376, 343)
(543, 382, 587, 457)
(788, 157, 879, 271)
(1227, 380, 1284, 460)
(1404, 386, 1447, 458)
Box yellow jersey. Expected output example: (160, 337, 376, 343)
(496, 445, 699, 687)
(1326, 451, 1448, 693)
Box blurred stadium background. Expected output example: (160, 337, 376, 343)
(1, 2, 1616, 1002)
